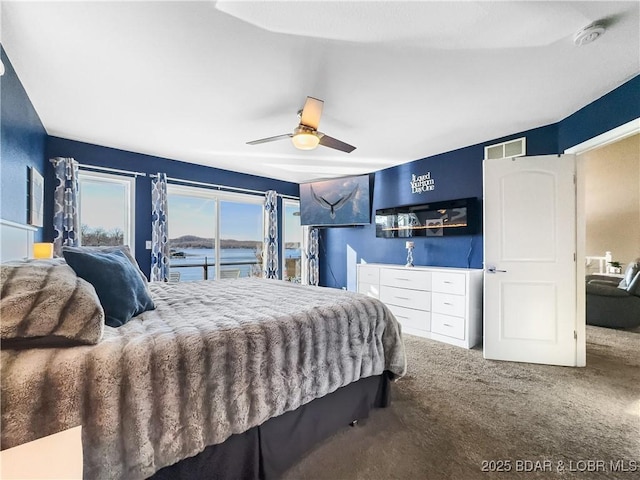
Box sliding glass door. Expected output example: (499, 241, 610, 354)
(166, 186, 217, 281)
(219, 196, 263, 278)
(167, 185, 263, 281)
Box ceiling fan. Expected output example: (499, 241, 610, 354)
(246, 97, 356, 153)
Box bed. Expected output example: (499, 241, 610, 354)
(1, 248, 406, 479)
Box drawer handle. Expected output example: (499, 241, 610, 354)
(444, 302, 453, 306)
(395, 278, 410, 281)
(443, 323, 453, 328)
(444, 281, 452, 284)
(394, 296, 410, 300)
(395, 315, 409, 320)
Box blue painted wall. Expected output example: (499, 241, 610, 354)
(46, 137, 298, 277)
(319, 124, 558, 289)
(559, 75, 640, 151)
(320, 75, 639, 289)
(0, 45, 47, 241)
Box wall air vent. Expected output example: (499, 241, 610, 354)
(484, 137, 526, 160)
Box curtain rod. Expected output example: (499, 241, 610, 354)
(79, 164, 146, 177)
(76, 165, 299, 200)
(150, 174, 299, 200)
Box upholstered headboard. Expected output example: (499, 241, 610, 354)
(0, 219, 36, 262)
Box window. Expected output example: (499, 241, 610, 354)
(484, 137, 526, 160)
(78, 171, 135, 248)
(167, 185, 264, 281)
(282, 199, 303, 283)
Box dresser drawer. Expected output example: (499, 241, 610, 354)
(358, 282, 380, 299)
(380, 285, 430, 310)
(386, 304, 431, 332)
(432, 272, 466, 295)
(432, 312, 465, 340)
(432, 292, 466, 317)
(358, 265, 380, 285)
(380, 268, 431, 290)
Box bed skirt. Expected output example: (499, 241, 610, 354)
(150, 372, 392, 480)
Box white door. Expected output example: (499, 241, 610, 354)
(483, 154, 578, 366)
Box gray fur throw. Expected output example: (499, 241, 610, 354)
(1, 278, 406, 479)
(0, 258, 104, 347)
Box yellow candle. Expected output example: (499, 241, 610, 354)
(33, 243, 54, 259)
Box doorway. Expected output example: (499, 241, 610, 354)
(580, 133, 639, 270)
(567, 118, 640, 362)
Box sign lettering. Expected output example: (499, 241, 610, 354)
(410, 172, 435, 194)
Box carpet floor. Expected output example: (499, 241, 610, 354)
(283, 326, 639, 480)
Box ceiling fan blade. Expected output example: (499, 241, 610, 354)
(246, 133, 292, 145)
(299, 97, 324, 130)
(318, 133, 356, 153)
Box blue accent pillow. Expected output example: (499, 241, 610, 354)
(62, 248, 155, 327)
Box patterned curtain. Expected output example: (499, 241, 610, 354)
(263, 190, 279, 279)
(51, 157, 80, 256)
(306, 227, 319, 286)
(151, 173, 169, 282)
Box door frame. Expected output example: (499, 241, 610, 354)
(565, 117, 640, 366)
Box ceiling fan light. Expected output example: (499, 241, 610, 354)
(291, 132, 319, 150)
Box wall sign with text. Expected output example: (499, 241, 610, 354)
(410, 171, 435, 194)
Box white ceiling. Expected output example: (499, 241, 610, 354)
(2, 1, 639, 184)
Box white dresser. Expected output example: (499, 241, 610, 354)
(357, 263, 483, 349)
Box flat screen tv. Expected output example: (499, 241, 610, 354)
(300, 174, 371, 227)
(375, 197, 479, 238)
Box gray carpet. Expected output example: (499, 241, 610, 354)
(283, 326, 639, 480)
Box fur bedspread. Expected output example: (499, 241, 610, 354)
(1, 278, 406, 479)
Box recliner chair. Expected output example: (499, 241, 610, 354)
(586, 260, 640, 328)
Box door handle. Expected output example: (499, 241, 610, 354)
(486, 266, 507, 274)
